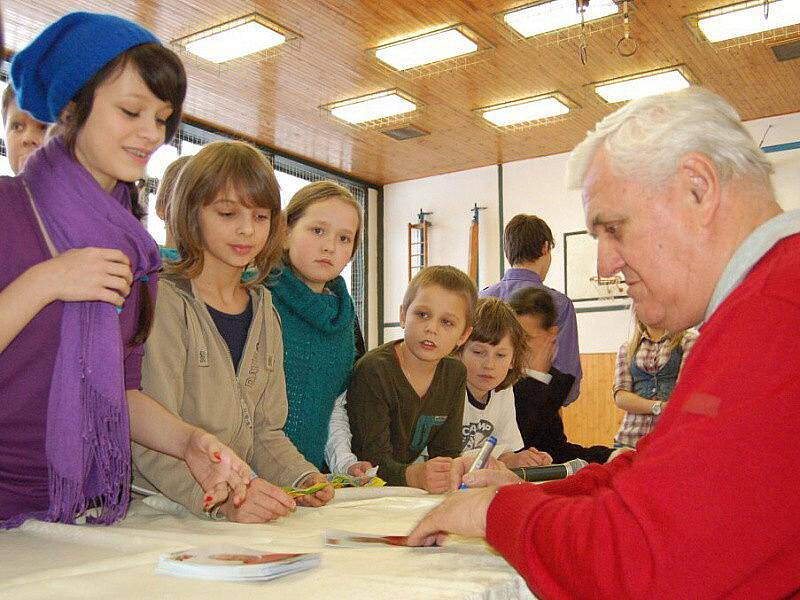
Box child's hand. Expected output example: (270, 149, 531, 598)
(219, 478, 296, 523)
(294, 473, 334, 507)
(32, 248, 133, 307)
(406, 457, 454, 494)
(500, 448, 552, 469)
(183, 429, 252, 509)
(347, 461, 373, 477)
(526, 328, 557, 373)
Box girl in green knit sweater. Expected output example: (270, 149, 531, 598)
(269, 182, 372, 475)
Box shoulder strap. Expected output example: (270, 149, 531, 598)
(22, 180, 58, 258)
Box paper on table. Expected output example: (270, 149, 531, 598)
(325, 529, 410, 549)
(156, 544, 321, 581)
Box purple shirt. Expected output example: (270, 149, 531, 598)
(0, 178, 145, 520)
(480, 268, 582, 405)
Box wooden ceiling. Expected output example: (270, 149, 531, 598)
(3, 1, 800, 185)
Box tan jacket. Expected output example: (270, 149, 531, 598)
(132, 274, 316, 516)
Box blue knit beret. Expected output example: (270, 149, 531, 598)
(10, 12, 160, 123)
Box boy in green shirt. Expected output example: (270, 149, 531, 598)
(347, 266, 476, 492)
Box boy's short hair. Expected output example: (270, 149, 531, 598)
(167, 140, 284, 286)
(285, 180, 363, 261)
(466, 298, 528, 390)
(507, 286, 557, 330)
(402, 266, 477, 330)
(2, 84, 15, 124)
(503, 214, 554, 265)
(154, 154, 192, 222)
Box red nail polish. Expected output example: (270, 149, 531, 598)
(213, 451, 222, 461)
(205, 495, 213, 502)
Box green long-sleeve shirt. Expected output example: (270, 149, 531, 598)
(346, 341, 466, 485)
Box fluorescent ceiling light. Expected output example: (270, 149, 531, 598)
(328, 90, 418, 124)
(594, 68, 692, 103)
(180, 15, 287, 63)
(480, 95, 571, 126)
(503, 0, 619, 38)
(696, 0, 800, 42)
(375, 27, 479, 70)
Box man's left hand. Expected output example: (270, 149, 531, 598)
(406, 487, 497, 547)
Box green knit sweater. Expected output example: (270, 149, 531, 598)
(268, 267, 355, 469)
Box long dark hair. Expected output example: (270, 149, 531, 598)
(60, 43, 187, 346)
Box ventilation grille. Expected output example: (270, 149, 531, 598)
(381, 125, 429, 140)
(772, 39, 800, 62)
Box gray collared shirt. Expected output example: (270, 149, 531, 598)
(704, 210, 800, 323)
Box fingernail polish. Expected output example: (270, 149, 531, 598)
(205, 495, 213, 502)
(115, 306, 123, 314)
(213, 451, 221, 461)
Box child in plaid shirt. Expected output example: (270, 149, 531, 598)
(612, 313, 698, 447)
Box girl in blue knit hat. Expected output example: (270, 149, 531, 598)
(0, 12, 252, 528)
(268, 181, 371, 475)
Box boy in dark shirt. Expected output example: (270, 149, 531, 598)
(508, 287, 613, 464)
(347, 266, 476, 491)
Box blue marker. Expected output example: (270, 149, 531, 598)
(459, 435, 497, 490)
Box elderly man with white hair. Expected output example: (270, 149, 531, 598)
(407, 87, 800, 599)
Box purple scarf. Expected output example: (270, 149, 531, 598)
(8, 138, 160, 526)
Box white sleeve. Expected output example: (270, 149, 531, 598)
(524, 368, 553, 384)
(325, 391, 358, 474)
(492, 388, 525, 454)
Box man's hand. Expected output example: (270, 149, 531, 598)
(448, 454, 507, 490)
(461, 467, 522, 488)
(294, 473, 334, 507)
(182, 429, 252, 510)
(406, 487, 497, 547)
(347, 461, 373, 477)
(220, 478, 296, 523)
(405, 457, 454, 493)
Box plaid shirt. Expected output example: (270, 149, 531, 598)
(613, 329, 698, 447)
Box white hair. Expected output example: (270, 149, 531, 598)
(566, 86, 773, 189)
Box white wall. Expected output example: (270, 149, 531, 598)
(367, 187, 379, 349)
(382, 164, 500, 342)
(382, 110, 800, 353)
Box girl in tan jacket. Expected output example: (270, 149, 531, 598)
(132, 141, 333, 522)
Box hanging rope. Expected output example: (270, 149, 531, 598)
(577, 0, 588, 65)
(763, 0, 770, 20)
(616, 0, 638, 56)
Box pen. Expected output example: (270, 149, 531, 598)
(459, 435, 497, 490)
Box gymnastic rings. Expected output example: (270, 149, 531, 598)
(616, 35, 638, 57)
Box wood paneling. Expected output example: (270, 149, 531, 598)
(562, 352, 624, 447)
(3, 1, 799, 184)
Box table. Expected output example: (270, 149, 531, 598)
(0, 487, 535, 599)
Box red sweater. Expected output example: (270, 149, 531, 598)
(486, 234, 800, 599)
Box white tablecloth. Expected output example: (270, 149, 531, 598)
(0, 487, 535, 599)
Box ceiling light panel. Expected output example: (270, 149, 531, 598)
(593, 68, 692, 103)
(375, 26, 479, 70)
(326, 90, 419, 125)
(179, 15, 289, 63)
(696, 0, 800, 43)
(480, 95, 572, 127)
(503, 0, 619, 38)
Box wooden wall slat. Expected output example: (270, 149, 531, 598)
(561, 353, 625, 448)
